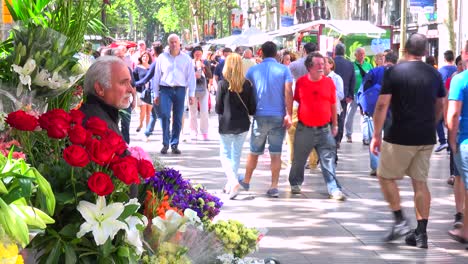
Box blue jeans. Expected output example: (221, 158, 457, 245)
(250, 116, 286, 155)
(219, 132, 248, 183)
(159, 86, 186, 146)
(288, 123, 341, 194)
(361, 115, 370, 142)
(119, 106, 131, 144)
(364, 116, 378, 170)
(453, 144, 468, 189)
(436, 119, 447, 144)
(344, 99, 358, 138)
(144, 103, 159, 137)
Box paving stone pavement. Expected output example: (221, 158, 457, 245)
(127, 105, 468, 264)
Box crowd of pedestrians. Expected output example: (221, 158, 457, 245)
(89, 33, 468, 250)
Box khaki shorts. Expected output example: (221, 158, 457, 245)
(377, 141, 434, 182)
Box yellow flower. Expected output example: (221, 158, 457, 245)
(0, 242, 24, 264)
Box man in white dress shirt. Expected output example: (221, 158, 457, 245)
(152, 34, 196, 154)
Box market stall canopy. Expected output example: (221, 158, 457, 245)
(267, 20, 386, 38)
(229, 27, 273, 47)
(209, 27, 273, 47)
(208, 35, 239, 45)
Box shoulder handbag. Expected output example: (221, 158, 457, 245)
(140, 87, 152, 104)
(355, 61, 367, 78)
(235, 92, 252, 122)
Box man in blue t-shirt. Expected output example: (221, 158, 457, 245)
(239, 41, 293, 198)
(435, 50, 458, 152)
(446, 42, 468, 245)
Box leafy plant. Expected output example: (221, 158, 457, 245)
(0, 149, 56, 247)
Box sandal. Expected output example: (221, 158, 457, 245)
(448, 229, 468, 244)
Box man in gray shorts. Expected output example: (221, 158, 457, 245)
(370, 33, 445, 248)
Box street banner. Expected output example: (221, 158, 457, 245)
(3, 0, 13, 24)
(280, 0, 297, 27)
(204, 20, 215, 40)
(231, 9, 243, 35)
(409, 0, 435, 13)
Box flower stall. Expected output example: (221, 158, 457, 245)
(0, 1, 265, 263)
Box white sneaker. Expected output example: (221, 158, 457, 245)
(434, 143, 448, 152)
(329, 190, 346, 201)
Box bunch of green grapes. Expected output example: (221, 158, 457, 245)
(208, 220, 259, 258)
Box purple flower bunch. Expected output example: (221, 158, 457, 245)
(145, 168, 223, 221)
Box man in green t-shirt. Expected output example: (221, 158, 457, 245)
(344, 47, 373, 145)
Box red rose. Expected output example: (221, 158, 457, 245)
(68, 125, 91, 145)
(70, 109, 86, 125)
(85, 117, 108, 136)
(63, 145, 90, 167)
(86, 138, 115, 166)
(88, 172, 114, 196)
(39, 109, 72, 139)
(138, 159, 155, 179)
(101, 130, 127, 155)
(111, 156, 140, 185)
(6, 110, 38, 131)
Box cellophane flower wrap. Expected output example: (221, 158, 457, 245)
(0, 23, 89, 114)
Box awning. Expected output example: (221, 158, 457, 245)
(266, 20, 386, 38)
(324, 20, 386, 37)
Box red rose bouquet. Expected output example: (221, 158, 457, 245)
(4, 109, 153, 262)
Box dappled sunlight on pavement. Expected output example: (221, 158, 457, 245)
(128, 109, 468, 263)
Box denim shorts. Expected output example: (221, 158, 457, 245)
(250, 116, 286, 155)
(454, 144, 468, 189)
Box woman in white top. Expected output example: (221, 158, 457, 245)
(324, 56, 344, 114)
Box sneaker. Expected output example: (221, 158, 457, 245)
(160, 145, 169, 154)
(447, 175, 455, 186)
(238, 180, 250, 191)
(202, 134, 208, 141)
(383, 220, 411, 242)
(346, 136, 352, 143)
(363, 139, 370, 145)
(329, 190, 346, 201)
(145, 136, 150, 142)
(171, 145, 181, 154)
(405, 229, 428, 249)
(370, 169, 377, 176)
(435, 143, 448, 153)
(291, 185, 301, 194)
(266, 188, 279, 198)
(454, 212, 464, 229)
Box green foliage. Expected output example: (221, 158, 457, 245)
(0, 149, 56, 247)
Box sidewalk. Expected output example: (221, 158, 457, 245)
(128, 108, 468, 264)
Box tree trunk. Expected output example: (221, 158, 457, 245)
(128, 10, 134, 41)
(447, 0, 456, 51)
(326, 0, 348, 19)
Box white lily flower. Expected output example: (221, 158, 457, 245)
(33, 69, 50, 87)
(76, 196, 127, 246)
(152, 209, 187, 234)
(184, 208, 203, 230)
(12, 58, 36, 76)
(126, 198, 141, 208)
(48, 71, 68, 90)
(12, 59, 36, 88)
(124, 215, 148, 255)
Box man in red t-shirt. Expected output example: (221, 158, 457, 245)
(288, 52, 344, 201)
